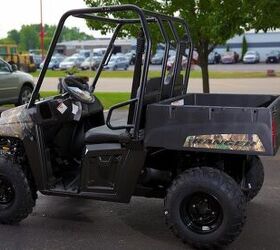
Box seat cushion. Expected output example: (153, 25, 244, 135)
(85, 125, 128, 144)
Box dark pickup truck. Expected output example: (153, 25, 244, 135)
(0, 5, 278, 250)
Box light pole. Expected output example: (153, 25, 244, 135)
(40, 0, 44, 59)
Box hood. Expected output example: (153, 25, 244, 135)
(60, 61, 75, 66)
(108, 61, 116, 66)
(222, 55, 233, 59)
(0, 105, 34, 139)
(13, 71, 34, 83)
(244, 54, 256, 59)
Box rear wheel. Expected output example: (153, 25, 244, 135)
(0, 158, 34, 224)
(164, 167, 246, 249)
(17, 85, 33, 106)
(243, 156, 264, 202)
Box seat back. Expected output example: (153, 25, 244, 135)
(138, 77, 161, 129)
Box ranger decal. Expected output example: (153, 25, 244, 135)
(184, 134, 265, 152)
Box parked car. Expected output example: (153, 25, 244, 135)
(151, 50, 165, 64)
(208, 52, 221, 64)
(151, 50, 176, 65)
(167, 55, 188, 70)
(0, 58, 34, 105)
(31, 54, 43, 69)
(78, 49, 91, 58)
(243, 51, 260, 64)
(40, 57, 60, 70)
(80, 56, 102, 70)
(125, 51, 136, 64)
(221, 51, 239, 64)
(104, 55, 129, 70)
(59, 56, 85, 70)
(266, 50, 280, 63)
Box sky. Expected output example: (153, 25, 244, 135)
(0, 0, 93, 38)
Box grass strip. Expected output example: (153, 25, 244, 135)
(40, 91, 130, 110)
(31, 70, 280, 79)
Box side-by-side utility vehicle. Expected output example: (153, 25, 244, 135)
(0, 5, 279, 249)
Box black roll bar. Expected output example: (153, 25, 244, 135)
(27, 4, 193, 139)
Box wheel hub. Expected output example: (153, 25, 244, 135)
(21, 89, 32, 104)
(180, 192, 223, 234)
(0, 176, 15, 207)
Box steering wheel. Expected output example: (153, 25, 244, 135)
(61, 76, 95, 104)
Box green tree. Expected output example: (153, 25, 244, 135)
(1, 24, 94, 53)
(244, 0, 280, 32)
(0, 38, 15, 44)
(84, 0, 247, 93)
(7, 30, 20, 44)
(19, 25, 40, 51)
(241, 35, 248, 60)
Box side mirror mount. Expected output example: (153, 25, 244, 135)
(11, 64, 18, 72)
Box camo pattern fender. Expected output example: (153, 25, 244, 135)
(0, 105, 34, 140)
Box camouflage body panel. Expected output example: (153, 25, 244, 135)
(184, 134, 265, 153)
(0, 105, 34, 140)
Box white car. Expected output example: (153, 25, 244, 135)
(59, 56, 85, 70)
(0, 58, 34, 105)
(80, 56, 102, 70)
(243, 51, 260, 64)
(104, 56, 129, 70)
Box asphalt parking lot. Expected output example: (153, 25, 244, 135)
(0, 154, 279, 250)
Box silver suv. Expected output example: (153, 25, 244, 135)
(0, 58, 34, 105)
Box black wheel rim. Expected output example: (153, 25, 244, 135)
(180, 192, 223, 234)
(0, 176, 15, 209)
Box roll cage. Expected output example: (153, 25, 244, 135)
(28, 4, 193, 138)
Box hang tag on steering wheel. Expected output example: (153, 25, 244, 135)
(57, 102, 68, 114)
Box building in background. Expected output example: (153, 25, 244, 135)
(215, 32, 280, 62)
(56, 38, 136, 56)
(55, 32, 280, 62)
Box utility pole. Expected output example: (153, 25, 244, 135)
(40, 0, 44, 59)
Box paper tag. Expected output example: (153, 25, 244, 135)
(72, 103, 79, 115)
(171, 99, 184, 106)
(57, 102, 67, 114)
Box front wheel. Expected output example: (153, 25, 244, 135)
(0, 158, 34, 224)
(17, 85, 33, 106)
(164, 167, 246, 249)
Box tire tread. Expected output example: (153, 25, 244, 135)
(164, 167, 246, 249)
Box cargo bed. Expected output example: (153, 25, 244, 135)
(145, 93, 280, 156)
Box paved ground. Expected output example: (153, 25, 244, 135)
(116, 63, 280, 72)
(208, 62, 280, 72)
(0, 153, 279, 250)
(38, 76, 280, 94)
